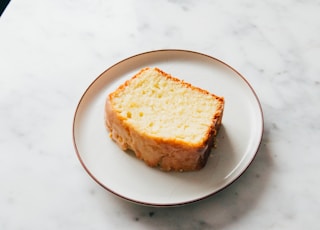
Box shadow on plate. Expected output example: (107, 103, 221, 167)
(109, 124, 273, 229)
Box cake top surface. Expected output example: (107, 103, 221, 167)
(109, 67, 224, 145)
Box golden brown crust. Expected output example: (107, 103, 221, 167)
(105, 67, 224, 171)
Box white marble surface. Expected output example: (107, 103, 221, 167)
(1, 0, 319, 229)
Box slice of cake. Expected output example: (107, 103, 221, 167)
(105, 67, 224, 171)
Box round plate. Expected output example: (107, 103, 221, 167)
(73, 49, 263, 206)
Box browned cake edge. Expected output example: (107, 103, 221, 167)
(105, 67, 224, 171)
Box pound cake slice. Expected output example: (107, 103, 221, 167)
(105, 67, 224, 171)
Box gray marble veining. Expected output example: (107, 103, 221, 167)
(1, 0, 319, 229)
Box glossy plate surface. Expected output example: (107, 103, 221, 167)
(73, 50, 263, 206)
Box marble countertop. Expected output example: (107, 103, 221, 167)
(1, 0, 319, 229)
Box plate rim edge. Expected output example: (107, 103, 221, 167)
(72, 49, 265, 207)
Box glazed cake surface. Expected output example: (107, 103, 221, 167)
(105, 67, 224, 171)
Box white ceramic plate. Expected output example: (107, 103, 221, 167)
(73, 50, 263, 206)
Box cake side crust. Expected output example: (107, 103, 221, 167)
(105, 67, 224, 171)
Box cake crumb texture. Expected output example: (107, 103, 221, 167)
(105, 67, 224, 171)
